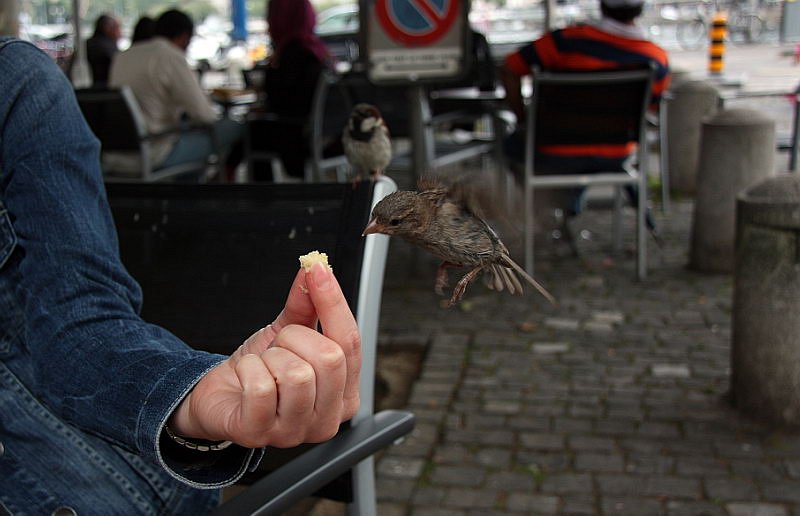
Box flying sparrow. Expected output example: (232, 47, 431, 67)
(342, 103, 392, 181)
(363, 178, 555, 307)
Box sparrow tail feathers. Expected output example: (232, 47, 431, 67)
(500, 255, 556, 305)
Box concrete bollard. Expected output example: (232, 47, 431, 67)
(690, 108, 775, 272)
(666, 80, 720, 195)
(732, 174, 800, 426)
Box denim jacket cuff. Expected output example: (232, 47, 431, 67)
(138, 353, 265, 487)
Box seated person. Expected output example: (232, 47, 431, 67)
(501, 0, 670, 233)
(131, 15, 156, 44)
(245, 0, 332, 181)
(86, 13, 120, 86)
(108, 9, 243, 178)
(0, 13, 361, 515)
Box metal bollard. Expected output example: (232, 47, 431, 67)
(732, 174, 800, 425)
(708, 12, 727, 76)
(690, 108, 775, 272)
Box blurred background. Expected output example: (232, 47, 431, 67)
(17, 0, 794, 85)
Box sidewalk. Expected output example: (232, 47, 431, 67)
(371, 43, 800, 515)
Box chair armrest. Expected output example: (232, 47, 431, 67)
(209, 410, 415, 516)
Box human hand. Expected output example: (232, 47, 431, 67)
(168, 262, 361, 448)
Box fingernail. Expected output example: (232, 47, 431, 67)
(310, 261, 331, 290)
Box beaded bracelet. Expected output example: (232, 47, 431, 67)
(163, 425, 233, 452)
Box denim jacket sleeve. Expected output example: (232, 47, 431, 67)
(0, 39, 262, 488)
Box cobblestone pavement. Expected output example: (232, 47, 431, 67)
(370, 43, 800, 516)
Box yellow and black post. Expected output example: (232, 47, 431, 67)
(708, 12, 727, 76)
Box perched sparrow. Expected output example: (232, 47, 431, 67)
(342, 103, 392, 181)
(363, 178, 555, 307)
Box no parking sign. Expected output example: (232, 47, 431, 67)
(361, 0, 470, 83)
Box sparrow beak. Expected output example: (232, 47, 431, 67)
(362, 218, 383, 237)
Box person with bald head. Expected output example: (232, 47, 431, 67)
(86, 13, 121, 86)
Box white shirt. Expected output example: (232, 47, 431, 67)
(593, 16, 648, 40)
(108, 37, 217, 167)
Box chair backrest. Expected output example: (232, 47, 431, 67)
(107, 179, 390, 352)
(106, 178, 396, 508)
(529, 66, 655, 151)
(75, 87, 147, 152)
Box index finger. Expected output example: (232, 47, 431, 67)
(273, 268, 318, 332)
(305, 262, 362, 415)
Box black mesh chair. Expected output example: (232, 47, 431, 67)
(524, 66, 656, 280)
(106, 177, 414, 514)
(75, 87, 217, 182)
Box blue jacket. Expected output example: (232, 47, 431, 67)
(0, 38, 261, 514)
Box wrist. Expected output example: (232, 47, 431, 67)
(168, 392, 196, 438)
(163, 424, 233, 452)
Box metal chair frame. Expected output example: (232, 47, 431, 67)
(524, 66, 656, 280)
(75, 86, 217, 182)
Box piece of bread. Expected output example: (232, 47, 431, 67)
(298, 250, 332, 272)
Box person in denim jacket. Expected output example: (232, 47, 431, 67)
(0, 13, 361, 514)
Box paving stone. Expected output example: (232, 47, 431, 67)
(474, 448, 513, 469)
(574, 452, 625, 473)
(376, 502, 407, 516)
(505, 493, 560, 513)
(483, 400, 522, 415)
(544, 317, 580, 331)
(596, 474, 647, 496)
(600, 497, 664, 514)
(560, 496, 598, 515)
(666, 500, 726, 516)
(675, 456, 729, 476)
(442, 488, 499, 510)
(485, 471, 536, 491)
(727, 502, 789, 516)
(377, 456, 426, 479)
(532, 342, 571, 354)
(516, 451, 572, 473)
(585, 320, 615, 332)
(569, 435, 616, 452)
(540, 473, 593, 494)
(761, 481, 800, 503)
(652, 364, 691, 378)
(376, 477, 416, 502)
(592, 311, 625, 324)
(625, 454, 675, 475)
(519, 433, 565, 451)
(704, 477, 759, 501)
(429, 465, 487, 487)
(411, 486, 447, 507)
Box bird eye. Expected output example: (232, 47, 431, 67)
(390, 218, 400, 226)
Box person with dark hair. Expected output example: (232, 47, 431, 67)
(244, 0, 332, 181)
(131, 15, 156, 44)
(86, 13, 121, 86)
(108, 8, 243, 178)
(501, 0, 671, 235)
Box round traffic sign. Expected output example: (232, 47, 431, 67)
(375, 0, 460, 47)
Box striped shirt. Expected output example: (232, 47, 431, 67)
(505, 21, 670, 160)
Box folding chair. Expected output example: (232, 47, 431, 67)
(106, 177, 414, 515)
(524, 66, 656, 280)
(75, 87, 217, 182)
